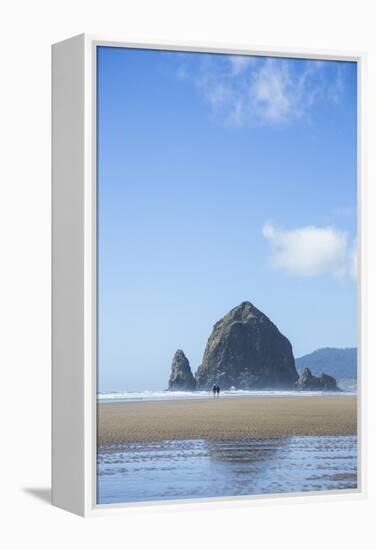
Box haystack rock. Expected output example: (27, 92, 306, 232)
(195, 301, 299, 390)
(168, 350, 196, 391)
(295, 368, 339, 391)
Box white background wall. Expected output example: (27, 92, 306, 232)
(1, 1, 375, 548)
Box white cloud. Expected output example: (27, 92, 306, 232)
(262, 222, 356, 280)
(187, 55, 344, 127)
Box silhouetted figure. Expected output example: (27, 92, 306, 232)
(212, 384, 217, 397)
(216, 385, 221, 396)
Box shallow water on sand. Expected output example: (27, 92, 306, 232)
(97, 435, 357, 504)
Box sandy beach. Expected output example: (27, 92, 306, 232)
(97, 395, 357, 445)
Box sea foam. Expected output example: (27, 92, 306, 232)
(97, 388, 355, 403)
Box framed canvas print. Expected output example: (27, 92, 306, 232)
(52, 34, 366, 516)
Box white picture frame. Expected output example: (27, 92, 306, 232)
(52, 33, 367, 517)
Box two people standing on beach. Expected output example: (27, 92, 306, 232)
(212, 384, 221, 397)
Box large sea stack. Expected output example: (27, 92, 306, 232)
(168, 350, 197, 391)
(195, 301, 299, 390)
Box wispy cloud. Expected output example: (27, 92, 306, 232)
(262, 222, 356, 280)
(327, 63, 345, 104)
(178, 55, 346, 127)
(228, 55, 255, 76)
(248, 59, 320, 123)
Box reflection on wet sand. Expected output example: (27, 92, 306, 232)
(97, 435, 357, 504)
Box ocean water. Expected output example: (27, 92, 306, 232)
(97, 389, 354, 403)
(97, 434, 357, 504)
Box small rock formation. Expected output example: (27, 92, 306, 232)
(168, 350, 196, 391)
(295, 368, 340, 391)
(195, 301, 299, 390)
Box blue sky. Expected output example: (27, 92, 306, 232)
(97, 47, 357, 392)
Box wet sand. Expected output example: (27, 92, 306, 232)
(97, 395, 357, 445)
